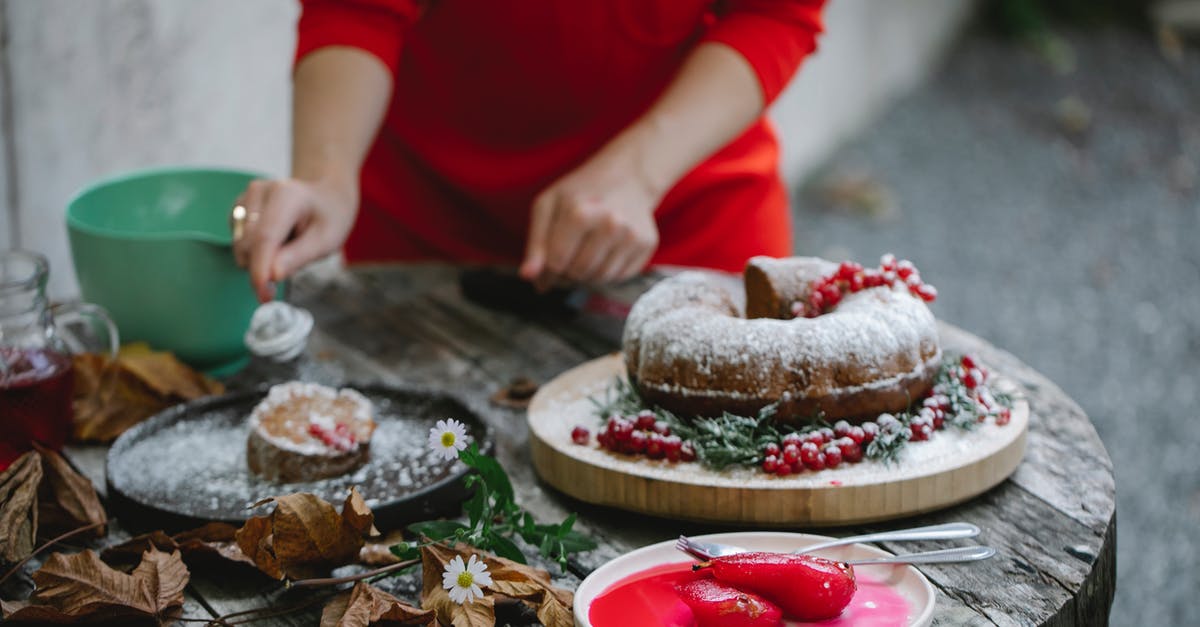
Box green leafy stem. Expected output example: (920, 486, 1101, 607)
(390, 443, 596, 570)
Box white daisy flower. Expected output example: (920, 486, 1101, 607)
(441, 554, 493, 604)
(428, 418, 468, 461)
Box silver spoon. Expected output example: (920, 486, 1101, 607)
(678, 538, 995, 566)
(677, 522, 980, 560)
(845, 545, 995, 566)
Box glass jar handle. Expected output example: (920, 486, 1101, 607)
(51, 302, 119, 358)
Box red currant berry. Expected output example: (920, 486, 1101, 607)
(781, 433, 804, 447)
(916, 283, 938, 302)
(960, 354, 977, 370)
(799, 442, 820, 464)
(635, 411, 657, 431)
(896, 259, 916, 279)
(837, 261, 861, 280)
(837, 437, 863, 463)
(823, 444, 843, 468)
(818, 427, 835, 443)
(764, 442, 781, 457)
(782, 443, 801, 465)
(847, 425, 866, 444)
(863, 271, 885, 288)
(911, 423, 933, 441)
(790, 301, 807, 318)
(880, 253, 897, 271)
(996, 407, 1012, 426)
(597, 431, 614, 450)
(680, 442, 697, 462)
(627, 430, 648, 454)
(653, 420, 671, 436)
(820, 284, 842, 308)
(963, 369, 982, 389)
(611, 419, 634, 443)
(645, 434, 666, 459)
(860, 422, 879, 444)
(762, 455, 779, 474)
(881, 270, 898, 285)
(571, 426, 590, 445)
(905, 273, 923, 290)
(849, 273, 865, 292)
(809, 290, 825, 311)
(931, 409, 945, 430)
(663, 435, 683, 462)
(775, 461, 792, 476)
(805, 452, 827, 471)
(833, 420, 852, 439)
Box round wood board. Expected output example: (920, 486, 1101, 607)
(106, 383, 491, 532)
(529, 353, 1028, 526)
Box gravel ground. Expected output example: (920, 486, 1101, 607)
(792, 26, 1199, 625)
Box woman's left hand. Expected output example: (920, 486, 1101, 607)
(519, 155, 661, 290)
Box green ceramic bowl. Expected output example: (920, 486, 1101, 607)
(67, 166, 275, 376)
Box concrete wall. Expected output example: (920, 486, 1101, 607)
(0, 0, 972, 298)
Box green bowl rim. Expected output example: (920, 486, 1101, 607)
(65, 165, 270, 246)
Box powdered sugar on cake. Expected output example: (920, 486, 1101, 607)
(622, 257, 941, 420)
(248, 381, 374, 455)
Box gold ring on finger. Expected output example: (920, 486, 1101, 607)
(230, 204, 248, 242)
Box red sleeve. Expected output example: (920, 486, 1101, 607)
(701, 0, 826, 104)
(294, 0, 423, 75)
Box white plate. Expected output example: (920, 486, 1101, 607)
(575, 532, 935, 627)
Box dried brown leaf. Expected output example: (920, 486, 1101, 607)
(236, 489, 375, 580)
(102, 523, 254, 573)
(320, 581, 434, 626)
(419, 544, 495, 627)
(359, 530, 407, 566)
(0, 451, 41, 563)
(342, 487, 379, 538)
(118, 348, 223, 400)
(32, 444, 106, 540)
(70, 347, 224, 443)
(235, 515, 283, 579)
(173, 522, 256, 569)
(479, 554, 573, 626)
(1, 548, 188, 625)
(99, 531, 177, 571)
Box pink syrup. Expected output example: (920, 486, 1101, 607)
(589, 561, 913, 627)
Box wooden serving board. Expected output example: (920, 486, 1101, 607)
(529, 353, 1028, 526)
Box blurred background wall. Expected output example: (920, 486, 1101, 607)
(0, 0, 975, 297)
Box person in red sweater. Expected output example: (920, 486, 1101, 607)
(233, 0, 826, 302)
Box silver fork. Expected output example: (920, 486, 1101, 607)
(677, 522, 979, 560)
(676, 536, 995, 566)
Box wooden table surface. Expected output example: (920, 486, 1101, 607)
(31, 264, 1115, 626)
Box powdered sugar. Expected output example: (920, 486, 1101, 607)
(107, 388, 483, 522)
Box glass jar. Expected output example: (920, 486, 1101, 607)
(1, 250, 117, 468)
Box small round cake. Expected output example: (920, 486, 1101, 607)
(246, 382, 376, 483)
(622, 256, 941, 422)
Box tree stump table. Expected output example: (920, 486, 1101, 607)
(27, 264, 1114, 625)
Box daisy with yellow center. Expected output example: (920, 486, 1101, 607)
(429, 418, 469, 461)
(442, 554, 493, 604)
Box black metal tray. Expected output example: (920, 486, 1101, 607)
(105, 383, 491, 533)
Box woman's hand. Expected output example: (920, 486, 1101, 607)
(519, 154, 662, 291)
(232, 176, 358, 303)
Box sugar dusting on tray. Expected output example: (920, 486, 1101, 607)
(107, 391, 472, 518)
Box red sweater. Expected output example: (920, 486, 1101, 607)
(296, 0, 824, 273)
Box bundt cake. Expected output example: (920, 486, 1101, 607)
(622, 256, 941, 422)
(246, 382, 376, 482)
